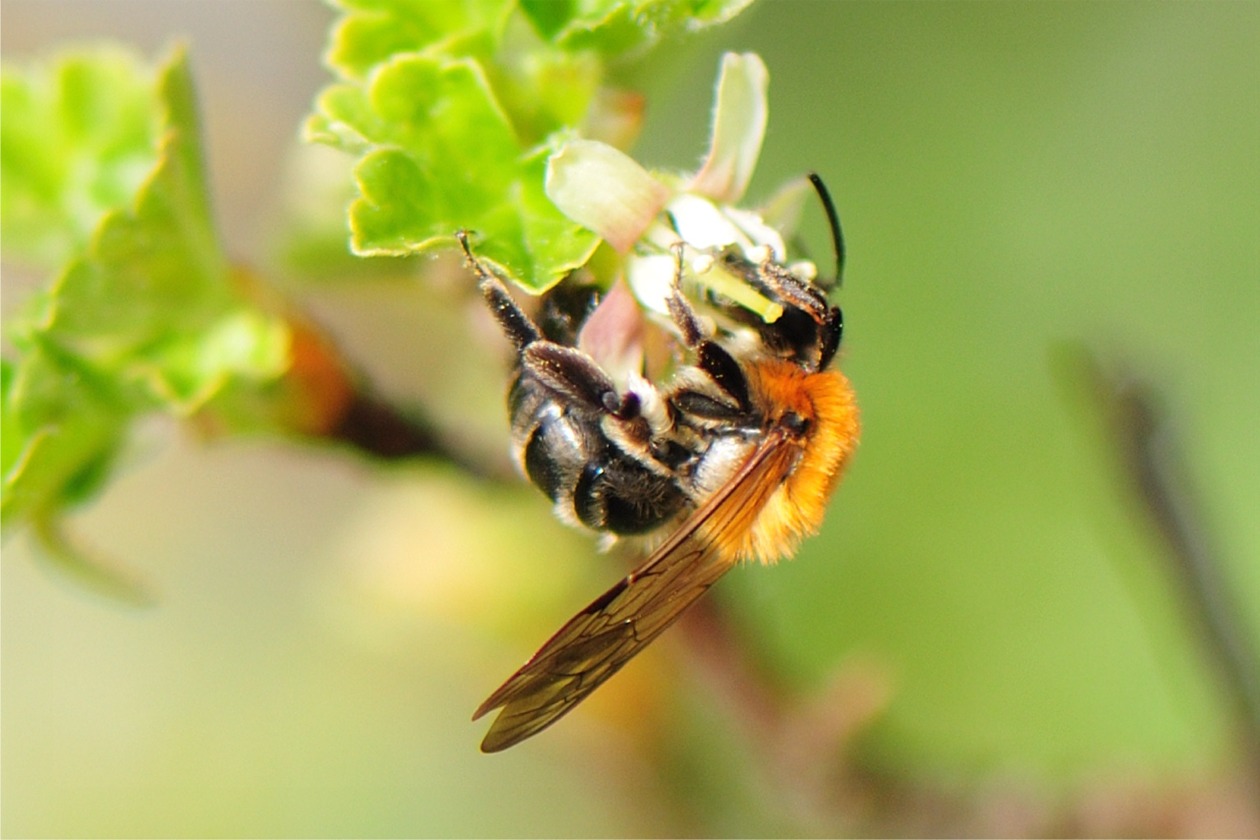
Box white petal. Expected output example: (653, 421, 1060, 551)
(722, 205, 787, 259)
(667, 194, 743, 250)
(626, 253, 678, 316)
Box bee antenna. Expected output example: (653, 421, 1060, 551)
(807, 172, 845, 288)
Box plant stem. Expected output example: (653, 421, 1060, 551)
(1064, 345, 1260, 789)
(327, 388, 514, 481)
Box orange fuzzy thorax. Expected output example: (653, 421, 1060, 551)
(733, 360, 859, 564)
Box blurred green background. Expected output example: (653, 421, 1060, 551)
(3, 1, 1257, 836)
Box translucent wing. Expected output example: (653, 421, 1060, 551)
(473, 427, 800, 752)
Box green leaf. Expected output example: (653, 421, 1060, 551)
(316, 52, 598, 290)
(1, 46, 291, 543)
(0, 47, 161, 270)
(323, 0, 504, 81)
(534, 0, 759, 55)
(12, 47, 286, 414)
(1, 344, 125, 527)
(270, 144, 421, 283)
(309, 0, 757, 293)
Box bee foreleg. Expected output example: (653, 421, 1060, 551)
(755, 258, 830, 325)
(697, 343, 751, 412)
(817, 305, 844, 370)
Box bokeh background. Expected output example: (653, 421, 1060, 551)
(3, 1, 1258, 836)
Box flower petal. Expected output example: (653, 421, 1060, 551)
(577, 279, 644, 387)
(626, 252, 677, 316)
(688, 52, 769, 203)
(545, 138, 670, 252)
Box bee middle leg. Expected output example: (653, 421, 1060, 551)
(665, 242, 751, 413)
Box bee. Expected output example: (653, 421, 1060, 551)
(460, 174, 859, 752)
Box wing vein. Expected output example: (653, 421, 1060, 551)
(475, 427, 799, 752)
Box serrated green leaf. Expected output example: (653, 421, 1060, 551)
(343, 55, 517, 250)
(324, 0, 504, 80)
(545, 0, 759, 55)
(486, 27, 602, 143)
(1, 344, 125, 528)
(305, 83, 381, 154)
(330, 53, 596, 289)
(510, 147, 602, 280)
(307, 0, 756, 293)
(23, 48, 279, 414)
(134, 308, 290, 413)
(271, 142, 422, 283)
(516, 0, 576, 40)
(1, 48, 161, 270)
(1, 46, 293, 542)
(544, 1, 646, 54)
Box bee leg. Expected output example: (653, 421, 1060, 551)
(458, 231, 645, 422)
(696, 343, 751, 413)
(664, 242, 706, 348)
(713, 246, 829, 325)
(665, 243, 752, 413)
(817, 305, 844, 370)
(521, 343, 627, 418)
(712, 244, 842, 371)
(755, 257, 831, 325)
(457, 231, 541, 351)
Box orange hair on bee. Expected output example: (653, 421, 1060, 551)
(727, 359, 859, 564)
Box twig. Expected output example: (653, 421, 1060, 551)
(327, 388, 513, 481)
(1058, 344, 1260, 787)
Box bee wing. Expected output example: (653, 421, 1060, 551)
(473, 427, 800, 752)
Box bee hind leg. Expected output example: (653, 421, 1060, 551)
(456, 230, 540, 351)
(520, 342, 634, 419)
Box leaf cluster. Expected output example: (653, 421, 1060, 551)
(306, 0, 752, 290)
(1, 48, 290, 590)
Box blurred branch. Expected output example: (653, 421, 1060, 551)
(274, 306, 516, 482)
(1055, 343, 1260, 785)
(681, 585, 1260, 836)
(326, 387, 513, 482)
(676, 595, 892, 834)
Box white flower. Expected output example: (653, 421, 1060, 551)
(545, 52, 815, 325)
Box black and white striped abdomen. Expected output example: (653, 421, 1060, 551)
(507, 373, 688, 535)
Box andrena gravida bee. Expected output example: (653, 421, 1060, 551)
(459, 174, 859, 752)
